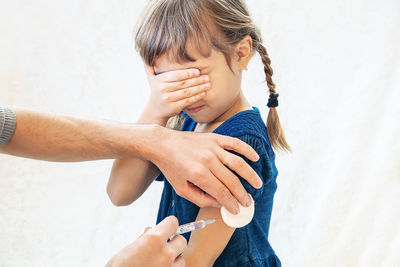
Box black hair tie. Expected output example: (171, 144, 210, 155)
(267, 93, 279, 108)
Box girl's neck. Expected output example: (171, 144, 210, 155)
(194, 91, 252, 133)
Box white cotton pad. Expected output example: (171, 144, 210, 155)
(220, 194, 254, 228)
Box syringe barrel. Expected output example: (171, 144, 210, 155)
(176, 220, 205, 234)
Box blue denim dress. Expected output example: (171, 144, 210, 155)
(156, 107, 281, 266)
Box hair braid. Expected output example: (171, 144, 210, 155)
(255, 40, 291, 152)
(256, 42, 276, 94)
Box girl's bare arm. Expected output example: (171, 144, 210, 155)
(182, 207, 235, 266)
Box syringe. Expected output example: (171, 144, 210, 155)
(174, 219, 216, 236)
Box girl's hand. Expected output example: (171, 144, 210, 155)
(140, 64, 210, 125)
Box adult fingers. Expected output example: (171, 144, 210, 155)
(143, 226, 152, 234)
(172, 256, 186, 267)
(157, 68, 200, 82)
(153, 216, 180, 241)
(216, 134, 260, 162)
(218, 148, 262, 190)
(176, 180, 221, 209)
(165, 82, 210, 102)
(199, 177, 239, 214)
(215, 135, 262, 189)
(138, 226, 152, 239)
(185, 169, 240, 214)
(209, 157, 252, 207)
(168, 235, 187, 259)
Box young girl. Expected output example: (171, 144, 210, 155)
(108, 0, 290, 266)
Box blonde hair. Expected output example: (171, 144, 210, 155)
(135, 0, 290, 151)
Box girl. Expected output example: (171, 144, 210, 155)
(108, 0, 290, 266)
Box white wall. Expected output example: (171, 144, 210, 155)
(0, 0, 399, 266)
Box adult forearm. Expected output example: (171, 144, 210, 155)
(0, 108, 160, 162)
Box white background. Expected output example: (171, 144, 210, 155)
(0, 0, 399, 266)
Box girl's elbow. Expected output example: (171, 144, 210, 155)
(107, 186, 133, 207)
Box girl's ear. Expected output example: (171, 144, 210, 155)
(235, 35, 253, 71)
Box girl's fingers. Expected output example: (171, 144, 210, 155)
(144, 64, 156, 76)
(157, 68, 200, 82)
(175, 92, 207, 110)
(165, 82, 210, 102)
(164, 75, 210, 92)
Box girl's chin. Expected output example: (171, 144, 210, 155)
(188, 114, 215, 124)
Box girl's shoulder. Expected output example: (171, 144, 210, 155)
(183, 107, 278, 200)
(183, 107, 272, 152)
(214, 107, 268, 140)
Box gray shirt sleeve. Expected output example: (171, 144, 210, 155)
(0, 106, 17, 145)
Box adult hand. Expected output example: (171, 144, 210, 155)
(142, 65, 262, 213)
(106, 216, 186, 267)
(142, 64, 210, 125)
(152, 128, 262, 214)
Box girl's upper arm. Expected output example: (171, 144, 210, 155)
(181, 136, 269, 266)
(182, 207, 235, 267)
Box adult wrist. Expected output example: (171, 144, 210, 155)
(135, 124, 167, 163)
(145, 124, 174, 166)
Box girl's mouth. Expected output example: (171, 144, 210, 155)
(186, 105, 205, 113)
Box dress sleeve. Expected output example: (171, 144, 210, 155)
(231, 134, 277, 201)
